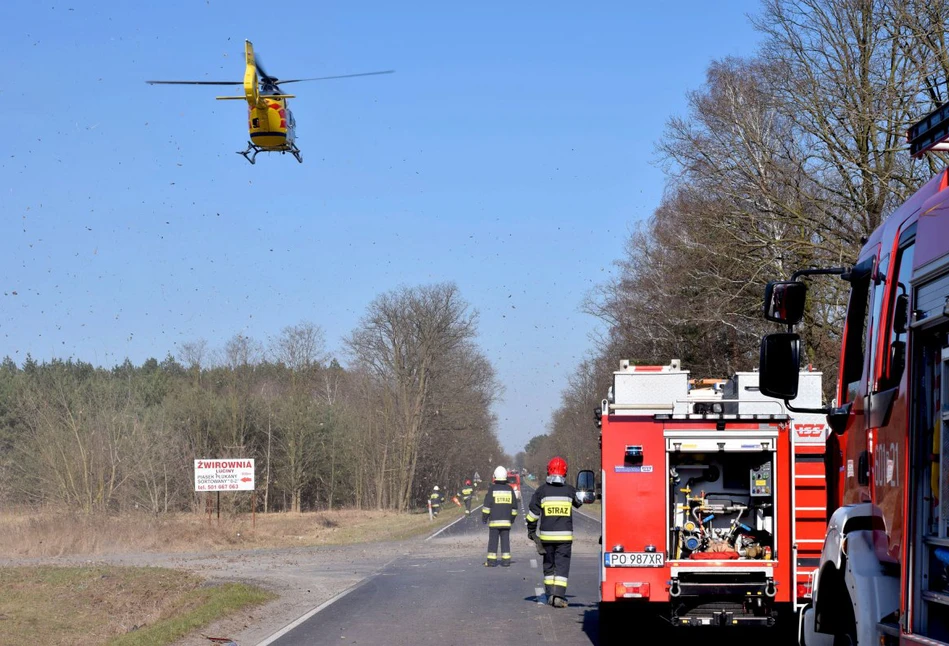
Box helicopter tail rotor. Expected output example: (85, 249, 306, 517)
(253, 54, 277, 86)
(250, 42, 286, 97)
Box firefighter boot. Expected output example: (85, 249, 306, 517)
(552, 596, 568, 608)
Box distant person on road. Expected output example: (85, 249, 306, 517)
(458, 479, 475, 516)
(429, 485, 443, 518)
(482, 466, 518, 567)
(526, 456, 583, 608)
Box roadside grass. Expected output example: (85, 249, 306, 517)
(0, 506, 455, 558)
(0, 566, 274, 646)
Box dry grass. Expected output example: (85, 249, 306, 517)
(0, 506, 454, 558)
(0, 566, 273, 646)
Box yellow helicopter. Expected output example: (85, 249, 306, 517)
(147, 40, 393, 164)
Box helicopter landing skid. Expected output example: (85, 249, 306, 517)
(237, 141, 303, 165)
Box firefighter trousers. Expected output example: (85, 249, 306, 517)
(486, 528, 511, 566)
(464, 497, 472, 515)
(542, 542, 571, 600)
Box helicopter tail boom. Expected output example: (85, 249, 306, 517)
(243, 53, 261, 108)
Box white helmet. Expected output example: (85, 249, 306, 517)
(433, 485, 439, 491)
(493, 466, 508, 482)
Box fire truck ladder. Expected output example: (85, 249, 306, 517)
(790, 440, 826, 607)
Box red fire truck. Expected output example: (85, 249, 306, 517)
(593, 359, 829, 635)
(756, 105, 949, 645)
(507, 470, 522, 500)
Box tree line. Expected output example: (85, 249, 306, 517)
(0, 282, 507, 513)
(526, 0, 949, 475)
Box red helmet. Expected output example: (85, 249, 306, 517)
(465, 479, 471, 485)
(547, 456, 567, 477)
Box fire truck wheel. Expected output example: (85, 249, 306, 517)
(599, 603, 666, 640)
(831, 596, 857, 646)
(597, 602, 620, 641)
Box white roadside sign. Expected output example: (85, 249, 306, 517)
(194, 459, 255, 492)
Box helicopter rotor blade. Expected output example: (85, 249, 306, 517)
(254, 53, 278, 84)
(277, 70, 395, 84)
(146, 80, 242, 85)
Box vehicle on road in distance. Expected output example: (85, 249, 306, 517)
(507, 471, 522, 500)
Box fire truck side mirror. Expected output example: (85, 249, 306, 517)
(758, 333, 801, 400)
(893, 293, 909, 335)
(827, 402, 852, 435)
(763, 280, 807, 325)
(576, 470, 596, 503)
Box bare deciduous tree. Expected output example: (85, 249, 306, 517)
(224, 333, 263, 369)
(346, 282, 478, 511)
(270, 322, 328, 371)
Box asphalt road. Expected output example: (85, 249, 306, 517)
(260, 485, 600, 646)
(257, 485, 800, 646)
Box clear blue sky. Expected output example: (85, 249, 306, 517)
(1, 1, 763, 455)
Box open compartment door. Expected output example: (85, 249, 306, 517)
(666, 431, 778, 562)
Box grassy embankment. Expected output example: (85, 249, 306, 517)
(0, 504, 460, 645)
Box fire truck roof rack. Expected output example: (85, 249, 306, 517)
(655, 413, 790, 421)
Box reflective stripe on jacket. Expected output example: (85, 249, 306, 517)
(526, 482, 581, 542)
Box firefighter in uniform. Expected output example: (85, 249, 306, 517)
(526, 456, 583, 607)
(429, 485, 443, 517)
(482, 466, 518, 567)
(458, 479, 475, 516)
